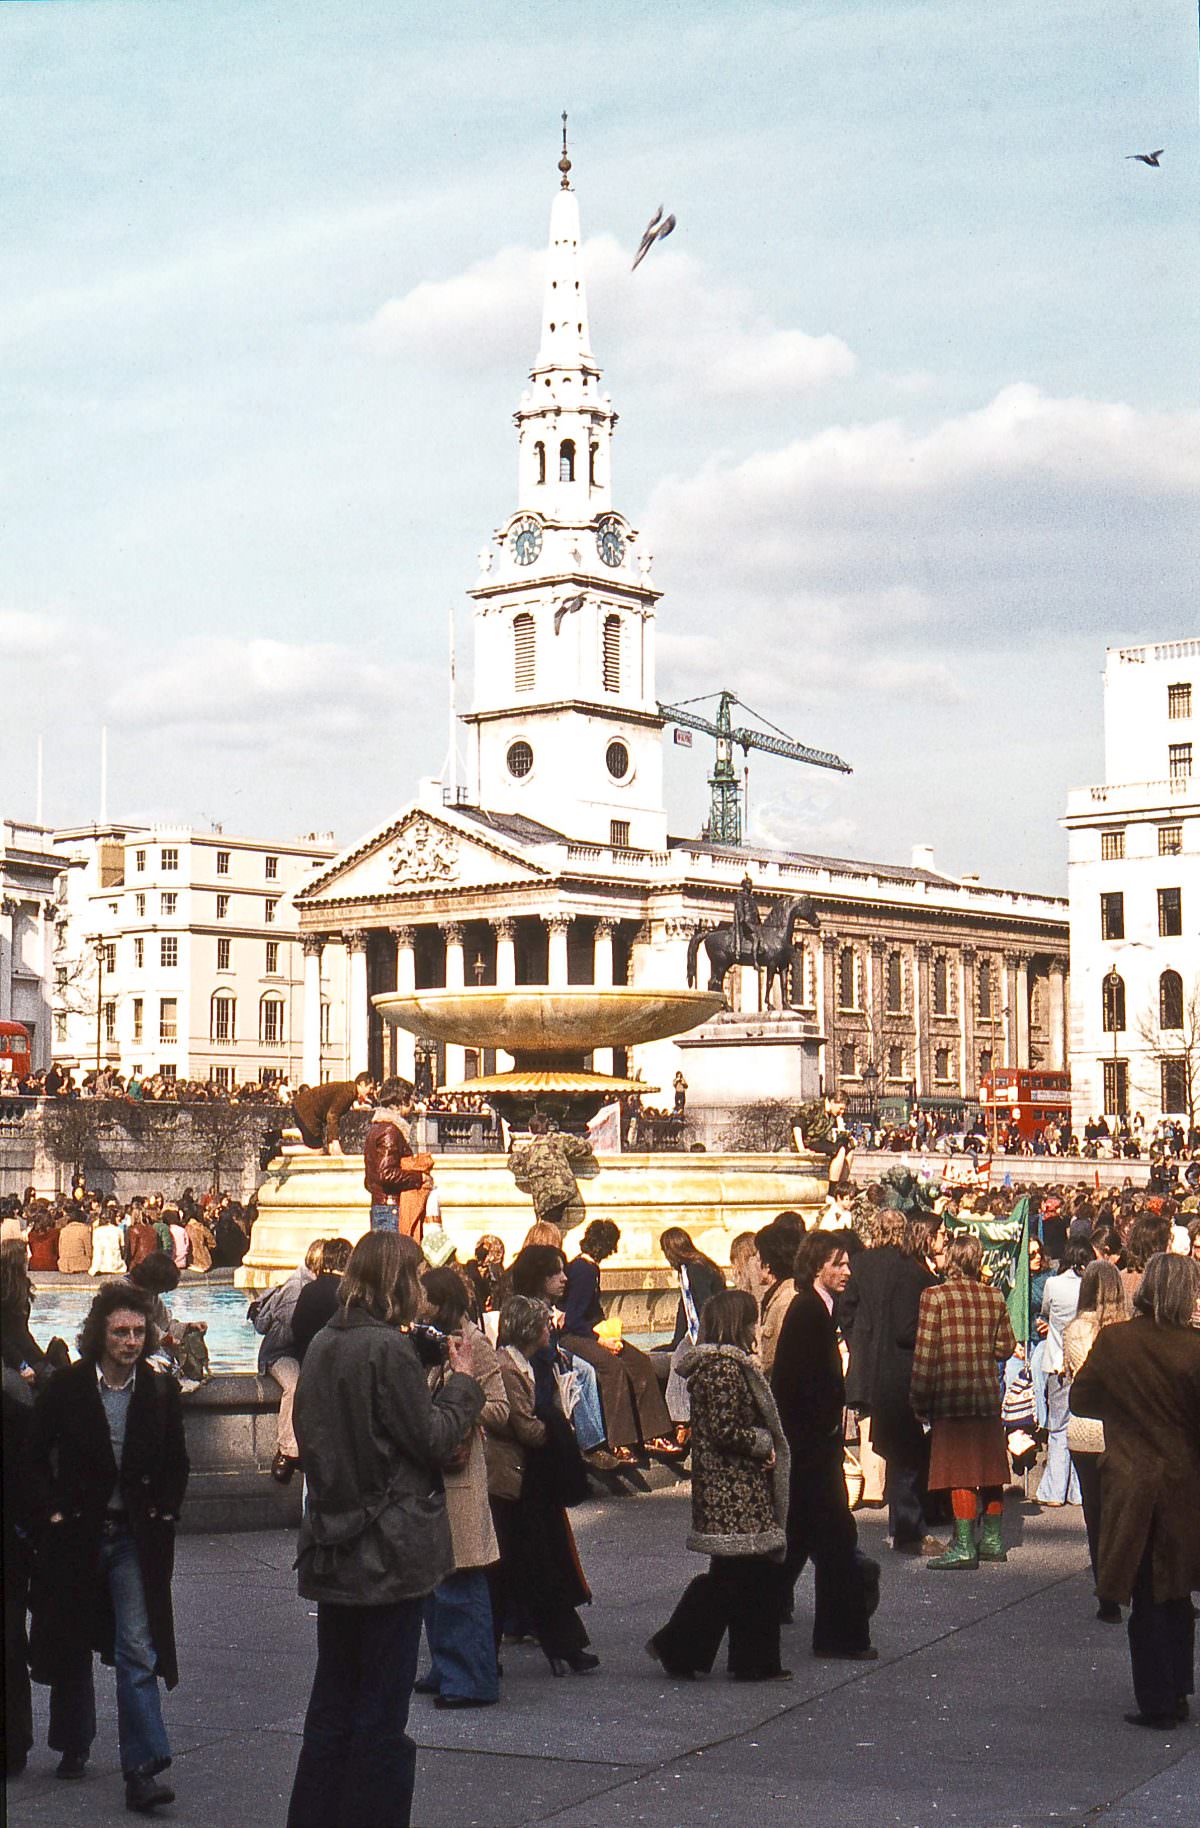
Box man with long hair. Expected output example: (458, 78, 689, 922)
(27, 1282, 188, 1813)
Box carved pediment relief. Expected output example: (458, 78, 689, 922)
(388, 818, 460, 886)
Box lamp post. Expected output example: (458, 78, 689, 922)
(94, 938, 106, 1076)
(1104, 964, 1124, 1126)
(860, 1058, 880, 1134)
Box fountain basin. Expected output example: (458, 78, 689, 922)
(371, 986, 724, 1053)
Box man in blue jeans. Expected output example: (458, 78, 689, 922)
(27, 1285, 188, 1814)
(363, 1078, 432, 1232)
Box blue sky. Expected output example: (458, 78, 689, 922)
(3, 0, 1198, 888)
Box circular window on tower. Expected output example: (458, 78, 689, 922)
(507, 740, 534, 779)
(606, 739, 630, 780)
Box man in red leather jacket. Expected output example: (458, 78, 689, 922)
(362, 1078, 433, 1235)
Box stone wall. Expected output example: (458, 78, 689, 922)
(0, 1100, 282, 1201)
(180, 1374, 301, 1534)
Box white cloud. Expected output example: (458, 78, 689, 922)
(0, 608, 72, 658)
(107, 636, 415, 749)
(362, 233, 855, 397)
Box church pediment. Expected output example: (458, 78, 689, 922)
(297, 808, 550, 906)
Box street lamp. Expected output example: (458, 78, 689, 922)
(860, 1058, 880, 1131)
(94, 938, 106, 1076)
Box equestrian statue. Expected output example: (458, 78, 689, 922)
(686, 876, 821, 1006)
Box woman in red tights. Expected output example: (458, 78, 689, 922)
(910, 1231, 1017, 1569)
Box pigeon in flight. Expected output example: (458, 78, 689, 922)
(632, 206, 676, 270)
(1126, 149, 1164, 166)
(553, 592, 587, 634)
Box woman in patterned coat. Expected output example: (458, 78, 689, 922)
(647, 1291, 791, 1682)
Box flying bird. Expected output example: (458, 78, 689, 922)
(1126, 149, 1164, 166)
(632, 206, 676, 270)
(553, 592, 586, 633)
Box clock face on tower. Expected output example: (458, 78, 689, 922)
(509, 516, 543, 565)
(595, 514, 626, 567)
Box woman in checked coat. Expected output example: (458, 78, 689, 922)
(910, 1232, 1016, 1570)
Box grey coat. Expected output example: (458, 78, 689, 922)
(294, 1306, 483, 1606)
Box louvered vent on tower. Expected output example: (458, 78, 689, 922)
(513, 613, 536, 692)
(602, 614, 621, 693)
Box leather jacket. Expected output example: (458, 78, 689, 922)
(363, 1111, 432, 1203)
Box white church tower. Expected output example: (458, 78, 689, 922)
(464, 121, 668, 851)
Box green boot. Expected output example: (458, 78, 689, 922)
(977, 1513, 1008, 1563)
(927, 1518, 979, 1570)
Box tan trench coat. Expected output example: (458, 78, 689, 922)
(431, 1320, 507, 1570)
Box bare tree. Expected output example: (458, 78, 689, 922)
(187, 1099, 260, 1194)
(1135, 974, 1200, 1127)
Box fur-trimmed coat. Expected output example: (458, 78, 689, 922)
(679, 1344, 789, 1559)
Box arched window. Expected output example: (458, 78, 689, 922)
(933, 954, 950, 1016)
(790, 944, 815, 1009)
(534, 440, 546, 484)
(602, 615, 621, 693)
(559, 439, 575, 483)
(1101, 972, 1126, 1034)
(260, 994, 284, 1045)
(513, 613, 536, 692)
(838, 945, 858, 1010)
(210, 993, 236, 1043)
(977, 958, 994, 1019)
(589, 441, 599, 487)
(886, 950, 904, 1014)
(1159, 968, 1183, 1031)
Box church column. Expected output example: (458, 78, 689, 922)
(959, 947, 976, 1096)
(301, 935, 324, 1086)
(390, 926, 417, 1082)
(1047, 956, 1067, 1072)
(546, 914, 571, 990)
(868, 938, 885, 1075)
(1002, 951, 1019, 1069)
(494, 918, 517, 1070)
(593, 918, 617, 1075)
(914, 941, 932, 1099)
(821, 934, 838, 1093)
(344, 931, 370, 1075)
(1013, 952, 1031, 1068)
(444, 923, 467, 1086)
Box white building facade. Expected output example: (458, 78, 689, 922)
(294, 150, 1068, 1116)
(51, 825, 343, 1087)
(0, 820, 62, 1070)
(1065, 640, 1200, 1131)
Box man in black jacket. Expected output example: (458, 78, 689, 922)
(28, 1284, 189, 1813)
(771, 1230, 877, 1661)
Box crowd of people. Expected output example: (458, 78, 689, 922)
(857, 1105, 1200, 1166)
(0, 1064, 292, 1107)
(3, 1132, 1200, 1821)
(0, 1186, 256, 1276)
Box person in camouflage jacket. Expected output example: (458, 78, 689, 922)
(508, 1117, 596, 1232)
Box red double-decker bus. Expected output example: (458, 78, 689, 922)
(0, 1020, 33, 1079)
(978, 1068, 1070, 1143)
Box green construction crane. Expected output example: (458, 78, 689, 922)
(657, 690, 852, 847)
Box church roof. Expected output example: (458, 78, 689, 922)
(454, 806, 568, 846)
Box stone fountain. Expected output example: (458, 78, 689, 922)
(238, 983, 827, 1308)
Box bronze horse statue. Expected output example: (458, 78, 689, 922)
(687, 896, 821, 1005)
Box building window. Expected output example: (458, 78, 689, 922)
(885, 950, 904, 1014)
(159, 1062, 177, 1083)
(838, 946, 859, 1010)
(265, 898, 278, 925)
(513, 614, 536, 692)
(838, 1042, 856, 1077)
(160, 937, 178, 969)
(979, 1048, 993, 1078)
(135, 893, 146, 917)
(534, 440, 546, 484)
(606, 738, 629, 779)
(159, 997, 177, 1042)
(1159, 825, 1183, 856)
(1168, 682, 1192, 720)
(932, 955, 950, 1016)
(1103, 1058, 1128, 1117)
(265, 855, 278, 881)
(216, 850, 230, 876)
(1162, 1057, 1188, 1114)
(54, 1012, 67, 1043)
(134, 938, 144, 968)
(1158, 887, 1182, 937)
(161, 847, 178, 871)
(104, 1001, 116, 1043)
(216, 893, 230, 920)
(212, 1066, 235, 1090)
(610, 819, 630, 848)
(790, 944, 815, 1009)
(934, 1045, 953, 1082)
(132, 998, 143, 1042)
(602, 616, 621, 693)
(1100, 892, 1124, 940)
(559, 439, 575, 483)
(1101, 830, 1125, 861)
(886, 1043, 905, 1080)
(1160, 969, 1184, 1030)
(102, 942, 116, 975)
(55, 965, 68, 989)
(217, 937, 231, 970)
(135, 848, 147, 871)
(161, 892, 177, 916)
(258, 1066, 281, 1086)
(260, 996, 284, 1045)
(265, 941, 279, 974)
(977, 958, 994, 1019)
(320, 1000, 332, 1045)
(1169, 742, 1192, 781)
(211, 994, 236, 1043)
(1102, 971, 1126, 1033)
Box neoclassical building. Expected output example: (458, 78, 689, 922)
(295, 147, 1068, 1112)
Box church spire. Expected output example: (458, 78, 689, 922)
(531, 118, 596, 380)
(559, 110, 572, 189)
